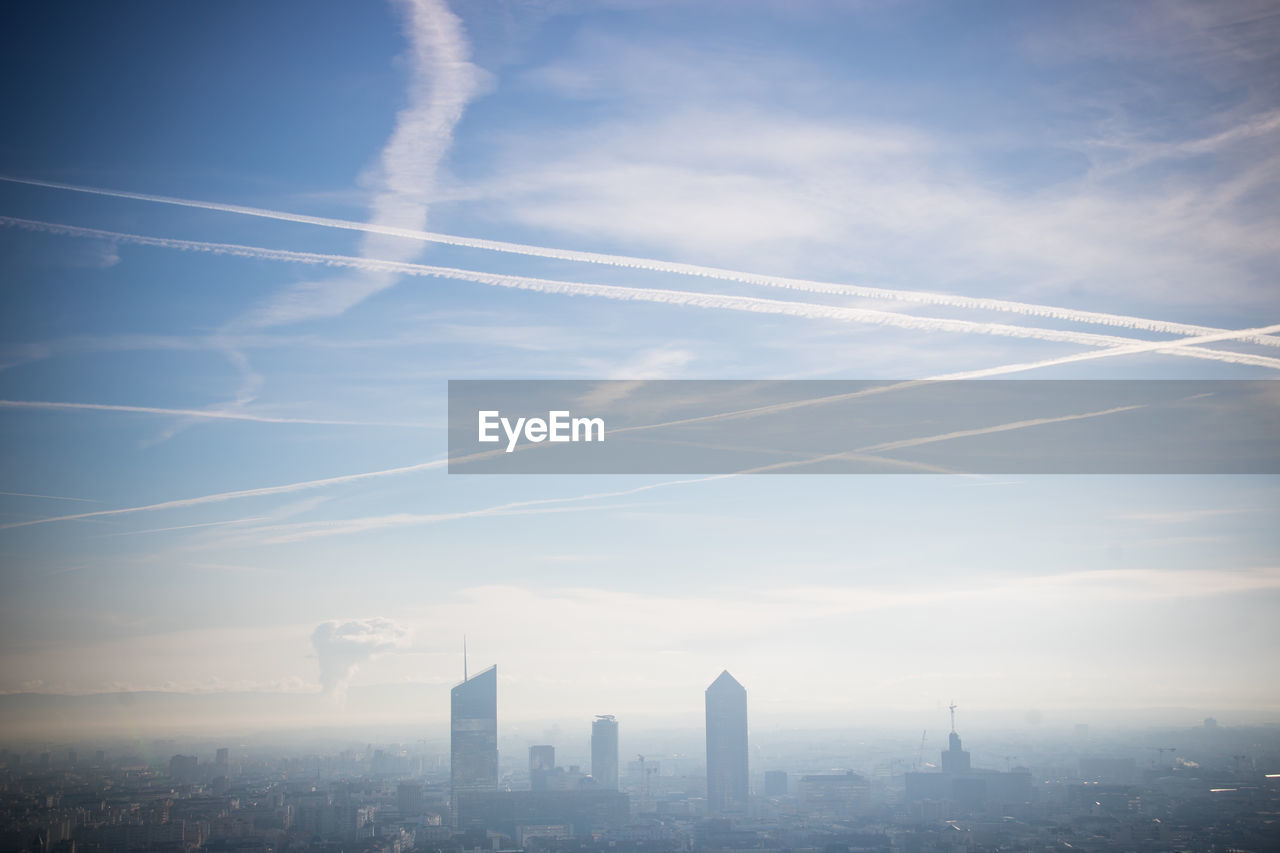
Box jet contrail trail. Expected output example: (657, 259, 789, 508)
(2, 216, 1276, 370)
(0, 459, 448, 530)
(600, 320, 1280, 438)
(11, 319, 1276, 533)
(0, 399, 427, 426)
(254, 502, 642, 544)
(4, 174, 1278, 348)
(0, 490, 101, 503)
(239, 401, 1153, 543)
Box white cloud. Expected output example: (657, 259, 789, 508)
(311, 617, 411, 706)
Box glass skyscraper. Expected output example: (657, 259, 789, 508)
(705, 670, 749, 813)
(451, 666, 498, 800)
(591, 715, 619, 790)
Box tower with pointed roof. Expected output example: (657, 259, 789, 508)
(705, 670, 749, 813)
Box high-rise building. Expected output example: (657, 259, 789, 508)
(705, 670, 749, 813)
(591, 715, 619, 790)
(529, 745, 555, 791)
(941, 731, 971, 773)
(451, 665, 499, 803)
(215, 747, 229, 767)
(941, 703, 971, 774)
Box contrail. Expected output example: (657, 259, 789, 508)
(3, 216, 1276, 370)
(98, 516, 274, 537)
(254, 502, 641, 544)
(11, 319, 1275, 533)
(614, 321, 1280, 437)
(860, 404, 1146, 453)
(742, 404, 1150, 474)
(0, 399, 427, 427)
(0, 459, 448, 530)
(242, 401, 1153, 543)
(0, 491, 101, 503)
(4, 174, 1278, 348)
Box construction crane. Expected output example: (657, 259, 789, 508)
(1002, 755, 1019, 771)
(1150, 747, 1177, 766)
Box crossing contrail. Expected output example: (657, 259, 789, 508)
(4, 174, 1278, 348)
(3, 215, 1276, 370)
(600, 320, 1280, 438)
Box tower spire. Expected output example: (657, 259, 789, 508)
(948, 701, 958, 733)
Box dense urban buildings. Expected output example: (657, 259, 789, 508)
(4, 713, 1279, 853)
(1, 673, 1278, 852)
(704, 670, 749, 814)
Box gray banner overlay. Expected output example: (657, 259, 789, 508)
(447, 380, 1280, 474)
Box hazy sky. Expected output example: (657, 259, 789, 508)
(0, 0, 1278, 731)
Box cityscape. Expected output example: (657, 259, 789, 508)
(2, 1, 1279, 852)
(1, 664, 1278, 852)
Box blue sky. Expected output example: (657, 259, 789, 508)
(0, 0, 1278, 731)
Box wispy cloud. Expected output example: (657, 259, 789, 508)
(1118, 507, 1256, 524)
(236, 0, 485, 328)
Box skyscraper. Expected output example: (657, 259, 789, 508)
(941, 702, 971, 774)
(705, 670, 749, 813)
(941, 730, 971, 773)
(451, 665, 498, 801)
(591, 715, 619, 790)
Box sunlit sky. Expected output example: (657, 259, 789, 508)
(1, 0, 1278, 733)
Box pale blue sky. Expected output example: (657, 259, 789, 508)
(0, 0, 1277, 729)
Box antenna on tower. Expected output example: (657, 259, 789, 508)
(463, 635, 468, 681)
(948, 701, 958, 733)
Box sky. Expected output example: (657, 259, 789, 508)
(0, 0, 1278, 737)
